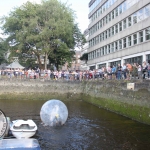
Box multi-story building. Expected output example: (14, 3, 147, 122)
(80, 29, 89, 70)
(88, 0, 150, 70)
(62, 50, 81, 70)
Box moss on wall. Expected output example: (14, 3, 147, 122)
(81, 94, 150, 125)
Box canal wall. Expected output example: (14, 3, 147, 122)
(0, 79, 150, 125)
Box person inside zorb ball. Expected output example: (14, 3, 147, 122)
(40, 99, 68, 126)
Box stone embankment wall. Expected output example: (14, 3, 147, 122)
(0, 79, 150, 125)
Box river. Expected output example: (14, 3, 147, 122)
(0, 99, 150, 150)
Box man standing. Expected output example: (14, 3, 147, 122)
(117, 64, 122, 80)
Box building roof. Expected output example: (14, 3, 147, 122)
(6, 61, 25, 69)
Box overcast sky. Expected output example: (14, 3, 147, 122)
(0, 0, 89, 37)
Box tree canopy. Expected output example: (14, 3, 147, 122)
(0, 38, 8, 64)
(1, 0, 85, 69)
(80, 53, 88, 64)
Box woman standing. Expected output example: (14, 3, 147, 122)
(142, 61, 147, 79)
(137, 64, 142, 79)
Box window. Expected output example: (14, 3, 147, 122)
(145, 4, 150, 18)
(128, 36, 131, 46)
(109, 13, 111, 21)
(115, 41, 118, 51)
(100, 8, 102, 14)
(94, 51, 96, 58)
(100, 21, 102, 28)
(137, 8, 144, 22)
(115, 24, 118, 33)
(102, 47, 104, 55)
(112, 26, 114, 36)
(106, 15, 109, 23)
(108, 45, 111, 53)
(105, 46, 107, 54)
(97, 49, 100, 57)
(97, 23, 99, 30)
(119, 39, 122, 49)
(103, 18, 105, 26)
(146, 27, 150, 40)
(133, 12, 137, 24)
(123, 19, 126, 29)
(99, 34, 102, 42)
(102, 32, 105, 41)
(105, 16, 108, 24)
(122, 1, 127, 12)
(105, 1, 108, 9)
(105, 31, 107, 39)
(119, 4, 122, 14)
(133, 34, 137, 45)
(107, 30, 109, 38)
(128, 16, 132, 27)
(111, 43, 114, 52)
(139, 31, 143, 43)
(112, 10, 114, 19)
(102, 5, 104, 13)
(123, 38, 126, 48)
(115, 7, 118, 17)
(108, 28, 111, 37)
(96, 36, 99, 44)
(119, 22, 122, 31)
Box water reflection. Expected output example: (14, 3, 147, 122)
(0, 99, 150, 150)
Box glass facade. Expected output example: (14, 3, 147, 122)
(98, 63, 106, 69)
(89, 3, 150, 48)
(89, 0, 140, 35)
(146, 54, 150, 62)
(88, 26, 150, 60)
(110, 60, 121, 67)
(125, 56, 142, 65)
(89, 0, 117, 13)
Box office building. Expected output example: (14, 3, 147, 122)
(88, 0, 150, 69)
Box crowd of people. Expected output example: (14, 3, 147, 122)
(0, 60, 150, 81)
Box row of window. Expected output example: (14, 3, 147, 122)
(91, 54, 150, 69)
(90, 0, 117, 23)
(88, 27, 150, 60)
(90, 55, 143, 69)
(89, 0, 117, 14)
(89, 0, 140, 35)
(89, 4, 150, 48)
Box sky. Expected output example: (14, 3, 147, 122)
(0, 0, 89, 37)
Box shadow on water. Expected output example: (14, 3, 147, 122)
(0, 99, 150, 150)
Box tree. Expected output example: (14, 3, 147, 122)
(1, 0, 85, 69)
(80, 53, 88, 64)
(0, 38, 8, 64)
(48, 43, 75, 70)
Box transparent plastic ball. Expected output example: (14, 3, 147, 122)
(40, 100, 68, 126)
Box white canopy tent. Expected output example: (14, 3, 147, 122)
(6, 61, 25, 69)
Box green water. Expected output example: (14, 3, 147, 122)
(0, 99, 150, 150)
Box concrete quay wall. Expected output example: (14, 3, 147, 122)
(0, 79, 149, 125)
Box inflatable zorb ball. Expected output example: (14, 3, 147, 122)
(40, 99, 68, 126)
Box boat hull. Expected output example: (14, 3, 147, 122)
(11, 131, 36, 139)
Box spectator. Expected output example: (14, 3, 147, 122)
(126, 63, 132, 80)
(147, 60, 150, 79)
(122, 63, 127, 79)
(117, 64, 122, 80)
(111, 65, 117, 80)
(137, 63, 142, 79)
(132, 63, 138, 79)
(142, 61, 147, 79)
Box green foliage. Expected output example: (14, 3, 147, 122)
(0, 38, 8, 64)
(80, 53, 88, 63)
(1, 0, 85, 69)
